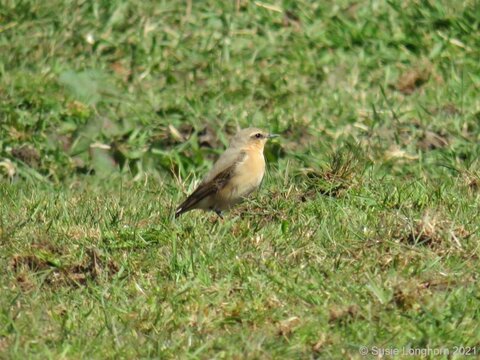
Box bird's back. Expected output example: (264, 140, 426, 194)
(202, 146, 244, 184)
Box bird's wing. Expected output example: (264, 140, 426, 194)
(175, 151, 246, 218)
(202, 146, 243, 183)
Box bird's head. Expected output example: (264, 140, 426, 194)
(231, 127, 279, 150)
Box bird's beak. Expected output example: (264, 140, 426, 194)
(267, 133, 280, 139)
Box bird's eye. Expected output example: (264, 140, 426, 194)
(255, 133, 263, 139)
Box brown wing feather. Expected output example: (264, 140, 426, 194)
(175, 152, 245, 218)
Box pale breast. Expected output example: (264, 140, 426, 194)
(216, 150, 265, 209)
(235, 152, 265, 193)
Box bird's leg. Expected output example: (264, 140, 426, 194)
(214, 209, 224, 219)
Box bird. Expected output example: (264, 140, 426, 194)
(175, 127, 278, 219)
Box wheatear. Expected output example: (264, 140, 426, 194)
(175, 127, 278, 218)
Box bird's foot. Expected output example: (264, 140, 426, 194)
(214, 209, 224, 220)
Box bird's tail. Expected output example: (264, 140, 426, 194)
(174, 206, 186, 218)
(174, 183, 216, 219)
(174, 195, 201, 218)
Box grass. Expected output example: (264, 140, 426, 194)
(1, 0, 480, 358)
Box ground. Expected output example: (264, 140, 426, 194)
(1, 0, 479, 358)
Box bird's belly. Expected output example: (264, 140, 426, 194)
(215, 159, 265, 210)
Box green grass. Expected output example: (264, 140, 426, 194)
(1, 0, 480, 358)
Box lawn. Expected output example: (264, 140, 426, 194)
(1, 0, 479, 358)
